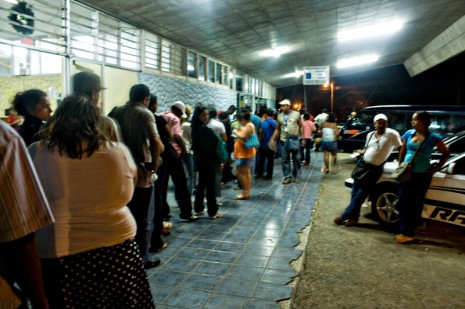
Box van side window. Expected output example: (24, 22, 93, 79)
(387, 113, 406, 131)
(351, 112, 372, 128)
(445, 115, 465, 134)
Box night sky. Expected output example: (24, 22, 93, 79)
(277, 51, 465, 120)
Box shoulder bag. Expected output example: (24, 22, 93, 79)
(391, 134, 427, 183)
(215, 134, 228, 163)
(351, 132, 383, 185)
(244, 125, 260, 149)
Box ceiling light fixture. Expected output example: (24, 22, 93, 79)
(337, 19, 403, 41)
(336, 54, 379, 68)
(259, 46, 291, 58)
(283, 70, 303, 78)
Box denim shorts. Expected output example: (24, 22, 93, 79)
(236, 158, 253, 167)
(321, 141, 338, 152)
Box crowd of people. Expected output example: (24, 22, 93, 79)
(1, 75, 449, 308)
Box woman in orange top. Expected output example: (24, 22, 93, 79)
(233, 110, 256, 200)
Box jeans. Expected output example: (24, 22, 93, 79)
(127, 186, 153, 260)
(398, 172, 432, 236)
(280, 139, 301, 179)
(181, 154, 195, 195)
(150, 160, 170, 250)
(340, 180, 371, 220)
(168, 155, 193, 219)
(300, 138, 313, 164)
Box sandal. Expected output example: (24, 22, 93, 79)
(157, 242, 169, 252)
(209, 212, 223, 219)
(235, 194, 250, 200)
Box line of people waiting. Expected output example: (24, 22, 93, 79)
(1, 87, 327, 308)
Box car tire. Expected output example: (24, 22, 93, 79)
(370, 182, 400, 230)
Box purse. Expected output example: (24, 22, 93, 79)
(391, 134, 427, 183)
(351, 158, 383, 185)
(245, 133, 260, 148)
(244, 126, 260, 149)
(350, 132, 383, 185)
(287, 137, 300, 151)
(391, 161, 412, 183)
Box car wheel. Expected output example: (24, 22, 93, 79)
(370, 182, 400, 229)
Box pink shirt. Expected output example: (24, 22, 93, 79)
(161, 110, 183, 156)
(302, 120, 316, 139)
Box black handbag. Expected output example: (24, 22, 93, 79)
(351, 158, 383, 185)
(351, 132, 383, 185)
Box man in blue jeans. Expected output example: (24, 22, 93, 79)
(256, 108, 277, 180)
(334, 114, 401, 226)
(272, 99, 305, 184)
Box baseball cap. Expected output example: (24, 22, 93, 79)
(279, 99, 291, 106)
(373, 113, 388, 123)
(219, 111, 229, 120)
(72, 72, 106, 94)
(173, 101, 187, 118)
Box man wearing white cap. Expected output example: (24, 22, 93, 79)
(334, 113, 402, 227)
(272, 99, 305, 184)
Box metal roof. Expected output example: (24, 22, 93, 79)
(76, 0, 465, 88)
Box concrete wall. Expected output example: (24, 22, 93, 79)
(140, 72, 237, 112)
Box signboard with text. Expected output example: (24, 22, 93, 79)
(303, 66, 330, 85)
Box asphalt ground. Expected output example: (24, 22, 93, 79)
(290, 152, 465, 309)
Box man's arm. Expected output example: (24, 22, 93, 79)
(297, 117, 306, 145)
(173, 134, 188, 155)
(1, 234, 49, 309)
(309, 121, 317, 132)
(272, 121, 281, 142)
(297, 117, 304, 137)
(150, 135, 164, 171)
(219, 132, 227, 142)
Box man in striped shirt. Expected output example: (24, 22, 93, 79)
(0, 120, 54, 309)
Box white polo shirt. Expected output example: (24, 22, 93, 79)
(363, 128, 402, 166)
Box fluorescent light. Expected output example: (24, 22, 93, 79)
(4, 0, 18, 4)
(283, 70, 303, 78)
(259, 46, 291, 58)
(337, 19, 403, 42)
(336, 54, 379, 68)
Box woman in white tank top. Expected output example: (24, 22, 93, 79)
(319, 113, 339, 174)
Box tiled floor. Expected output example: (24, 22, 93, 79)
(148, 154, 324, 309)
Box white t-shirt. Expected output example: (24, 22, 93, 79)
(363, 128, 402, 166)
(207, 118, 226, 136)
(314, 112, 328, 128)
(28, 141, 137, 258)
(181, 122, 193, 154)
